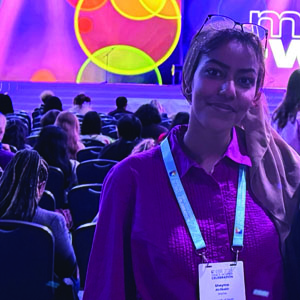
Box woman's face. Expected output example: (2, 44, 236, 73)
(190, 40, 260, 134)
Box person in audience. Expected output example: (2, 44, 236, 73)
(131, 138, 156, 155)
(40, 109, 60, 127)
(0, 113, 14, 169)
(83, 15, 300, 300)
(69, 93, 92, 116)
(134, 103, 168, 140)
(35, 125, 78, 191)
(0, 93, 14, 115)
(35, 90, 55, 115)
(0, 149, 76, 280)
(108, 96, 133, 117)
(98, 114, 142, 161)
(170, 111, 190, 129)
(157, 111, 190, 143)
(43, 96, 63, 114)
(55, 111, 84, 160)
(2, 118, 29, 150)
(272, 69, 300, 154)
(80, 111, 113, 145)
(150, 99, 168, 119)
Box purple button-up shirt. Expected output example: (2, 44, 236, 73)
(84, 125, 284, 300)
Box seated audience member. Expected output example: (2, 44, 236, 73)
(35, 125, 78, 191)
(2, 118, 29, 150)
(170, 111, 190, 128)
(0, 93, 14, 115)
(80, 111, 113, 145)
(134, 103, 168, 140)
(33, 90, 54, 116)
(43, 96, 63, 115)
(69, 93, 92, 116)
(150, 99, 168, 119)
(272, 69, 300, 154)
(131, 138, 156, 155)
(55, 111, 84, 160)
(0, 113, 14, 169)
(0, 150, 76, 280)
(98, 114, 142, 161)
(108, 96, 133, 117)
(158, 111, 190, 143)
(40, 109, 61, 127)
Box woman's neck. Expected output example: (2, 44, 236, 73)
(183, 125, 232, 174)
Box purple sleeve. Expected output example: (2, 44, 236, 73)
(83, 160, 137, 300)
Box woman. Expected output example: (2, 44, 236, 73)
(69, 93, 92, 116)
(134, 103, 168, 140)
(83, 15, 300, 300)
(272, 69, 300, 154)
(34, 125, 78, 191)
(55, 111, 85, 159)
(0, 149, 76, 280)
(80, 111, 113, 145)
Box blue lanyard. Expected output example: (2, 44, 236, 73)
(161, 138, 247, 254)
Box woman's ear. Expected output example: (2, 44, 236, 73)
(184, 86, 192, 104)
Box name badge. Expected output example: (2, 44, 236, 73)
(198, 261, 246, 300)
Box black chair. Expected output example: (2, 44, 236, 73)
(76, 146, 103, 162)
(25, 134, 39, 147)
(101, 125, 118, 139)
(100, 115, 117, 126)
(68, 184, 102, 229)
(0, 220, 55, 300)
(76, 159, 117, 184)
(160, 119, 172, 129)
(9, 144, 18, 153)
(46, 166, 66, 209)
(81, 139, 105, 147)
(39, 190, 56, 211)
(72, 223, 96, 290)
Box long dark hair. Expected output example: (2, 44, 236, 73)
(35, 125, 72, 188)
(272, 69, 300, 129)
(81, 111, 102, 135)
(0, 150, 48, 221)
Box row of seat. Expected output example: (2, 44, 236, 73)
(39, 183, 101, 229)
(0, 219, 96, 299)
(45, 158, 116, 209)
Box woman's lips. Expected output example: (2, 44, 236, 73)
(208, 103, 235, 112)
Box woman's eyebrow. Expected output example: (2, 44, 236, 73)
(206, 59, 257, 74)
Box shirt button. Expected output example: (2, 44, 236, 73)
(221, 246, 227, 253)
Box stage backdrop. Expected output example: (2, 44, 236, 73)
(0, 0, 182, 85)
(183, 0, 300, 89)
(0, 0, 299, 88)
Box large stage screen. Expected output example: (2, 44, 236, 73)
(183, 0, 300, 89)
(0, 0, 182, 85)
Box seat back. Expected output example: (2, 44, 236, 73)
(72, 223, 96, 290)
(76, 146, 103, 162)
(45, 166, 66, 209)
(76, 159, 117, 184)
(101, 125, 118, 139)
(81, 139, 105, 147)
(39, 190, 56, 211)
(25, 134, 40, 147)
(0, 220, 55, 300)
(68, 184, 102, 228)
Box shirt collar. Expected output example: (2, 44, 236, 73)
(168, 125, 252, 177)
